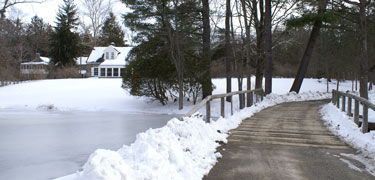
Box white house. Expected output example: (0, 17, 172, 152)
(87, 45, 132, 78)
(20, 53, 50, 79)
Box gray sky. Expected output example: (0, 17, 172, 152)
(8, 0, 128, 26)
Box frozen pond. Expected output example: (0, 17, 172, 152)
(0, 110, 176, 180)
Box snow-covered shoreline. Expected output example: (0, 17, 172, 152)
(56, 91, 331, 180)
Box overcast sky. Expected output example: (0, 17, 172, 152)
(7, 0, 129, 26)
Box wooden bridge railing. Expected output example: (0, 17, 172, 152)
(332, 90, 375, 133)
(183, 88, 265, 122)
(0, 80, 21, 87)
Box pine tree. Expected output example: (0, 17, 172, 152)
(26, 16, 52, 58)
(50, 0, 80, 67)
(98, 12, 125, 47)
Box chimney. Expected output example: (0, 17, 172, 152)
(34, 53, 41, 62)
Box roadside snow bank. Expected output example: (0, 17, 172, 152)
(56, 91, 330, 180)
(320, 104, 375, 159)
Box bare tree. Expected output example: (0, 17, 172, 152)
(81, 0, 112, 47)
(0, 0, 46, 20)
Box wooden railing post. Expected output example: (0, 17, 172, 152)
(336, 95, 340, 108)
(347, 97, 352, 117)
(239, 94, 244, 109)
(221, 97, 225, 118)
(250, 91, 253, 106)
(354, 100, 359, 126)
(206, 100, 211, 123)
(230, 95, 233, 115)
(332, 91, 335, 104)
(341, 96, 346, 112)
(362, 104, 368, 133)
(246, 91, 251, 107)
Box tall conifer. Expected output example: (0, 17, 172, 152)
(50, 0, 80, 67)
(99, 12, 125, 46)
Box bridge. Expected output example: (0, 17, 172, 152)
(183, 89, 375, 179)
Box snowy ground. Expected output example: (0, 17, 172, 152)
(0, 77, 352, 116)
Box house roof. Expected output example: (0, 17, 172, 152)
(21, 56, 50, 65)
(87, 46, 133, 66)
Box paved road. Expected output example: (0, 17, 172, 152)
(205, 100, 374, 180)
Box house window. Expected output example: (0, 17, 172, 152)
(111, 52, 115, 59)
(120, 68, 124, 77)
(105, 52, 109, 59)
(93, 68, 98, 76)
(113, 68, 119, 76)
(100, 68, 105, 76)
(107, 68, 112, 77)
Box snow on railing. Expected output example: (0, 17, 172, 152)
(182, 88, 265, 122)
(332, 90, 375, 133)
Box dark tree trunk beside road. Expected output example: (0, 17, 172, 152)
(358, 0, 369, 100)
(201, 0, 213, 99)
(290, 0, 328, 93)
(225, 0, 232, 102)
(264, 0, 272, 94)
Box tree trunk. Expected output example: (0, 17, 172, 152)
(255, 66, 263, 89)
(201, 0, 212, 99)
(161, 0, 184, 110)
(225, 0, 232, 102)
(240, 0, 252, 93)
(359, 0, 368, 99)
(290, 0, 328, 93)
(264, 0, 272, 94)
(238, 77, 244, 109)
(178, 73, 184, 109)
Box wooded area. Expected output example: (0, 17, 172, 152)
(121, 0, 375, 109)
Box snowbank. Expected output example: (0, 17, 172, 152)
(56, 91, 331, 180)
(320, 103, 375, 159)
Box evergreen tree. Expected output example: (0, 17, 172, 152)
(122, 0, 203, 108)
(98, 12, 125, 46)
(50, 0, 80, 67)
(26, 16, 53, 58)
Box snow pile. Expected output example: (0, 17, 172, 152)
(320, 103, 375, 159)
(56, 91, 330, 180)
(82, 149, 133, 180)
